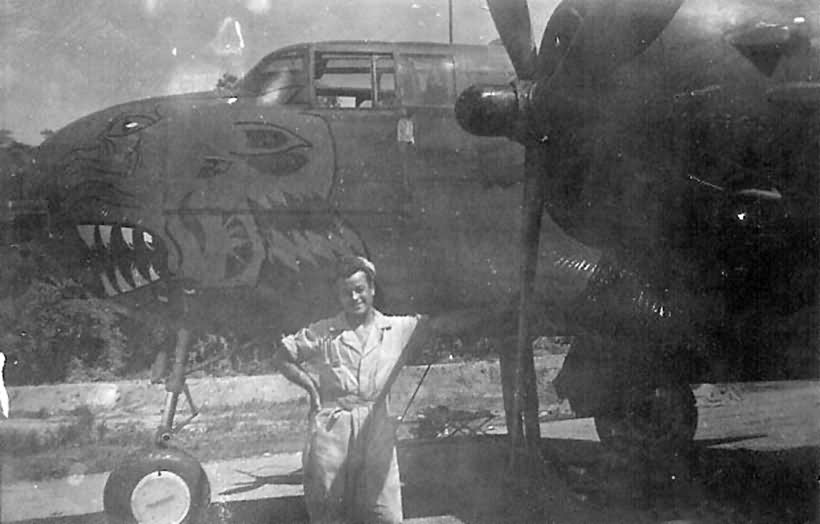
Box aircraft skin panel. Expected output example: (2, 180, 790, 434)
(318, 90, 593, 317)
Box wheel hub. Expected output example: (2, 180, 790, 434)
(130, 470, 192, 524)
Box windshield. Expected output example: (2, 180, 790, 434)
(235, 51, 308, 104)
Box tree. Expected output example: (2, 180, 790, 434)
(0, 129, 13, 148)
(216, 73, 239, 91)
(0, 129, 37, 201)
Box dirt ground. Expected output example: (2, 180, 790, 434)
(1, 355, 564, 483)
(8, 432, 818, 524)
(3, 362, 819, 524)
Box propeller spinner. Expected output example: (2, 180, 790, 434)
(456, 0, 683, 466)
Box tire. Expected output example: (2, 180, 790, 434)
(594, 382, 697, 457)
(103, 447, 210, 524)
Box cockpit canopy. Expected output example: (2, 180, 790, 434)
(233, 41, 513, 109)
(235, 50, 308, 104)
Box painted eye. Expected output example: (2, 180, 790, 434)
(231, 121, 312, 176)
(232, 122, 310, 155)
(106, 113, 160, 138)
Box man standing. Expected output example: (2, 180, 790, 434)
(274, 255, 430, 523)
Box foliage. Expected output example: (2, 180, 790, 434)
(0, 241, 134, 384)
(0, 244, 271, 384)
(0, 128, 37, 202)
(118, 314, 171, 377)
(0, 275, 130, 385)
(215, 72, 239, 92)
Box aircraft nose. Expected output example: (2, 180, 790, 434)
(37, 104, 164, 186)
(24, 117, 172, 298)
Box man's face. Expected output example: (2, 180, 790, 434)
(336, 270, 375, 319)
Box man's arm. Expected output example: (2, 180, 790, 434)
(404, 314, 435, 364)
(272, 345, 321, 416)
(371, 315, 438, 406)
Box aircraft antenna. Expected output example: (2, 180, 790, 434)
(449, 0, 454, 43)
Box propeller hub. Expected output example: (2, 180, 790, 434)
(455, 82, 536, 140)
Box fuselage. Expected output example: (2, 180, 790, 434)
(33, 40, 593, 336)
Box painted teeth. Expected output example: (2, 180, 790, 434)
(100, 273, 118, 296)
(99, 225, 112, 247)
(114, 268, 134, 292)
(120, 227, 134, 248)
(75, 224, 164, 295)
(131, 266, 150, 287)
(77, 225, 152, 250)
(78, 225, 95, 248)
(96, 264, 161, 297)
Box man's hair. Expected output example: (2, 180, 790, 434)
(335, 255, 376, 285)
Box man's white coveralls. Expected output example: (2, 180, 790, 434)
(281, 310, 420, 523)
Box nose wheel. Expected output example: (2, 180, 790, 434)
(104, 325, 210, 523)
(103, 447, 210, 524)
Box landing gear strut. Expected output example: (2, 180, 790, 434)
(103, 326, 211, 524)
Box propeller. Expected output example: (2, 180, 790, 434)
(486, 0, 537, 80)
(457, 0, 683, 467)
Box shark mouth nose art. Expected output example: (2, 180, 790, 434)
(76, 224, 167, 296)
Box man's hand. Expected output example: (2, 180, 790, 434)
(273, 345, 322, 419)
(308, 389, 321, 419)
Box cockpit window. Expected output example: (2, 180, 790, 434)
(313, 53, 396, 109)
(402, 54, 455, 107)
(235, 51, 308, 104)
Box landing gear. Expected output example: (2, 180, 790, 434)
(103, 326, 211, 523)
(594, 381, 698, 457)
(103, 447, 210, 524)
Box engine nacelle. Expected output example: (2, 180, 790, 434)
(454, 83, 522, 138)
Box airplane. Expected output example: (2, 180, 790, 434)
(6, 0, 819, 520)
(14, 38, 585, 523)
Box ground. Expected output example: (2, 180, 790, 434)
(2, 357, 819, 524)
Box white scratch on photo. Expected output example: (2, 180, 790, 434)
(0, 352, 9, 417)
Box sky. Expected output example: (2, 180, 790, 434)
(0, 0, 556, 145)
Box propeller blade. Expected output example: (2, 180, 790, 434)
(474, 1, 684, 467)
(539, 0, 684, 86)
(520, 0, 683, 135)
(487, 0, 537, 80)
(509, 147, 548, 464)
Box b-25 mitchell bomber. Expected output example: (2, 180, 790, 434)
(6, 0, 820, 520)
(15, 38, 576, 523)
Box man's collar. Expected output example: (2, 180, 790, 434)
(327, 310, 391, 333)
